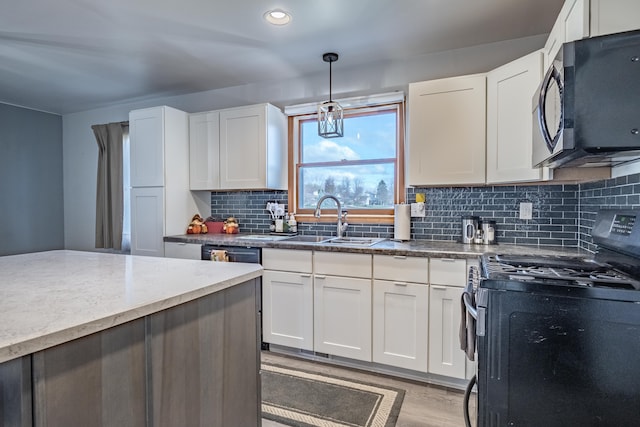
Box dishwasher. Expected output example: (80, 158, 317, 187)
(201, 244, 267, 349)
(201, 244, 261, 263)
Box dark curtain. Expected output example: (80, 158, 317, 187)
(92, 122, 127, 249)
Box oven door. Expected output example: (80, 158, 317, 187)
(532, 58, 564, 168)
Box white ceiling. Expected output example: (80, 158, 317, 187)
(1, 0, 564, 115)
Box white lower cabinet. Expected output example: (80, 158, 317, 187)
(163, 242, 201, 259)
(262, 249, 314, 350)
(314, 274, 372, 361)
(372, 280, 428, 372)
(428, 285, 465, 379)
(428, 257, 470, 379)
(263, 270, 314, 350)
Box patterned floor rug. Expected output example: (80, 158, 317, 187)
(261, 362, 405, 427)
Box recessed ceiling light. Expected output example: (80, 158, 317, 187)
(264, 9, 291, 26)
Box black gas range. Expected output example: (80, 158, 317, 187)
(463, 209, 640, 427)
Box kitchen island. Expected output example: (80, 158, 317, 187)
(0, 250, 263, 427)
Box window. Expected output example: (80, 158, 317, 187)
(289, 103, 405, 223)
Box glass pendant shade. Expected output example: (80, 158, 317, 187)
(318, 101, 343, 138)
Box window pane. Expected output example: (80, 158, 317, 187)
(301, 111, 396, 163)
(299, 163, 395, 209)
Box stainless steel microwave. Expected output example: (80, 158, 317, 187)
(532, 30, 640, 168)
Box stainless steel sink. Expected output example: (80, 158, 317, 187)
(323, 237, 386, 246)
(283, 235, 333, 243)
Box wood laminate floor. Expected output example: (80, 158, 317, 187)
(261, 351, 476, 427)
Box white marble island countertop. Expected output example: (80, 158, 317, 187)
(0, 250, 263, 363)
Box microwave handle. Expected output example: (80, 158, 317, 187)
(537, 64, 563, 153)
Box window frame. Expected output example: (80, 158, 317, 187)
(288, 102, 405, 224)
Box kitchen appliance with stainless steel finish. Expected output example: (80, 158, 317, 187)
(532, 29, 640, 168)
(461, 215, 479, 244)
(462, 209, 640, 427)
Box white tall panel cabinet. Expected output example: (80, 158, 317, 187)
(408, 74, 486, 186)
(129, 106, 195, 257)
(486, 50, 547, 184)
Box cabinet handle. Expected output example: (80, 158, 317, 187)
(394, 282, 408, 287)
(315, 275, 326, 279)
(440, 258, 456, 262)
(300, 273, 311, 278)
(431, 285, 447, 290)
(393, 255, 407, 260)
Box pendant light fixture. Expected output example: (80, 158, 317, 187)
(318, 52, 343, 138)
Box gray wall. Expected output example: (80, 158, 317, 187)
(0, 104, 64, 255)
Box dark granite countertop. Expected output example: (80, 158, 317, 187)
(165, 233, 589, 259)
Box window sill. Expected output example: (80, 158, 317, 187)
(295, 213, 394, 225)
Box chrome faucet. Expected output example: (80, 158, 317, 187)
(314, 195, 348, 238)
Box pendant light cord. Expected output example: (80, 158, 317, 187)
(329, 60, 333, 102)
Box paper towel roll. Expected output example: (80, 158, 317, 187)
(394, 204, 411, 241)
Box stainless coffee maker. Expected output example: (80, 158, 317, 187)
(461, 216, 479, 244)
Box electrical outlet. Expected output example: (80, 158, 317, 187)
(519, 202, 533, 220)
(411, 202, 425, 217)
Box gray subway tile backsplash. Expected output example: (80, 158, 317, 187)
(206, 172, 640, 250)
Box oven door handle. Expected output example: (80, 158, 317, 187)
(463, 267, 478, 320)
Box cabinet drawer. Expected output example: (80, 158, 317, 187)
(314, 252, 372, 278)
(262, 249, 312, 273)
(429, 258, 468, 287)
(373, 255, 428, 284)
(164, 242, 201, 260)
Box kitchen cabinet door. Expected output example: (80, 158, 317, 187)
(408, 74, 486, 186)
(590, 0, 640, 36)
(314, 275, 372, 361)
(487, 50, 549, 184)
(543, 0, 588, 69)
(189, 111, 220, 190)
(372, 280, 428, 372)
(219, 104, 287, 190)
(164, 242, 201, 259)
(130, 107, 165, 187)
(428, 285, 466, 379)
(373, 254, 428, 284)
(263, 270, 314, 350)
(131, 187, 165, 257)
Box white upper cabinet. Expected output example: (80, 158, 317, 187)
(408, 74, 486, 186)
(130, 107, 165, 187)
(220, 103, 287, 190)
(544, 0, 640, 69)
(189, 103, 287, 190)
(130, 106, 190, 189)
(189, 111, 220, 190)
(486, 50, 548, 184)
(590, 0, 640, 37)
